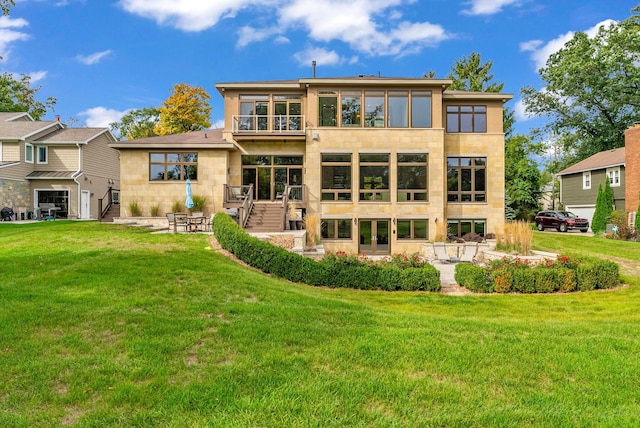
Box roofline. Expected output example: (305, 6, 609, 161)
(1, 112, 34, 122)
(443, 92, 514, 101)
(0, 121, 63, 142)
(109, 142, 236, 149)
(35, 128, 116, 145)
(557, 162, 626, 176)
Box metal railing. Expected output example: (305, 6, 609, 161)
(98, 187, 119, 222)
(232, 115, 305, 133)
(223, 184, 254, 227)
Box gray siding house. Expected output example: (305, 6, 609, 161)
(0, 112, 120, 219)
(556, 147, 625, 225)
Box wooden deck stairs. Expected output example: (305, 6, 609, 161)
(244, 203, 283, 232)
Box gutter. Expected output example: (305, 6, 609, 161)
(73, 142, 82, 219)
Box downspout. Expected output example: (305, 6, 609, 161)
(72, 142, 82, 219)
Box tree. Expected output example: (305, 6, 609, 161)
(446, 52, 504, 92)
(592, 180, 614, 234)
(110, 107, 160, 140)
(635, 194, 640, 231)
(0, 73, 57, 120)
(521, 6, 640, 164)
(1, 0, 14, 16)
(154, 83, 211, 135)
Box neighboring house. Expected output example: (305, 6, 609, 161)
(111, 76, 512, 255)
(556, 147, 625, 225)
(0, 112, 120, 220)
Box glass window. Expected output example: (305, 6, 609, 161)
(25, 143, 33, 163)
(447, 219, 486, 238)
(322, 219, 352, 239)
(322, 154, 352, 201)
(583, 172, 591, 189)
(397, 153, 428, 202)
(388, 91, 408, 128)
(446, 105, 487, 133)
(341, 92, 361, 127)
(37, 146, 48, 164)
(360, 154, 390, 201)
(397, 219, 428, 240)
(606, 167, 620, 186)
(364, 92, 385, 128)
(149, 152, 198, 181)
(319, 95, 338, 127)
(411, 91, 432, 128)
(447, 157, 486, 202)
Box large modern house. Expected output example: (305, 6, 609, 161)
(111, 76, 512, 255)
(0, 112, 120, 220)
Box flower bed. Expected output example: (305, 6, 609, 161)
(454, 255, 619, 293)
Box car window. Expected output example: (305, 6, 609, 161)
(556, 212, 567, 218)
(565, 212, 577, 218)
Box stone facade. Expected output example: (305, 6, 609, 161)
(625, 125, 640, 214)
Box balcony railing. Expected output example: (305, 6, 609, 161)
(232, 115, 305, 134)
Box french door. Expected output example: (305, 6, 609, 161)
(358, 219, 390, 255)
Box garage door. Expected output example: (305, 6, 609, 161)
(565, 205, 595, 231)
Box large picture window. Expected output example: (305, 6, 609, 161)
(150, 153, 198, 181)
(447, 157, 486, 202)
(397, 219, 428, 240)
(319, 92, 338, 127)
(360, 154, 390, 201)
(397, 153, 428, 201)
(447, 219, 486, 238)
(446, 105, 487, 133)
(321, 154, 352, 201)
(321, 219, 353, 240)
(341, 92, 361, 127)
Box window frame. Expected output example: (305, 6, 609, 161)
(359, 153, 390, 202)
(149, 152, 198, 182)
(36, 145, 48, 164)
(321, 153, 352, 201)
(397, 153, 428, 202)
(321, 218, 353, 240)
(447, 157, 486, 202)
(582, 171, 591, 190)
(606, 167, 621, 187)
(446, 105, 487, 133)
(396, 219, 428, 240)
(447, 219, 486, 238)
(25, 143, 34, 164)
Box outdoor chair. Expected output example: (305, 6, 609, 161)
(433, 242, 451, 263)
(459, 242, 478, 263)
(173, 213, 188, 233)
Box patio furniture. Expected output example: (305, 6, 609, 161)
(38, 203, 60, 220)
(187, 215, 206, 233)
(173, 213, 188, 232)
(433, 242, 451, 263)
(459, 242, 478, 263)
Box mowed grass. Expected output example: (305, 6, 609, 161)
(1, 222, 640, 427)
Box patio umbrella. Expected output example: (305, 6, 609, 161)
(185, 178, 194, 210)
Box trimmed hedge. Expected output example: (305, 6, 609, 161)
(212, 213, 441, 292)
(454, 256, 619, 294)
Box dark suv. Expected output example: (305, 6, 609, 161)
(534, 210, 590, 233)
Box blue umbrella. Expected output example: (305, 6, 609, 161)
(185, 178, 194, 210)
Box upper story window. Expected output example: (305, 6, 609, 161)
(606, 167, 620, 187)
(25, 143, 34, 163)
(583, 171, 591, 189)
(397, 153, 428, 202)
(446, 105, 486, 133)
(319, 90, 431, 129)
(360, 153, 390, 201)
(238, 94, 302, 131)
(37, 146, 48, 164)
(447, 157, 486, 202)
(149, 152, 197, 181)
(321, 153, 352, 201)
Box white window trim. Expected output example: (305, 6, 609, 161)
(25, 143, 34, 164)
(606, 167, 620, 187)
(36, 145, 48, 164)
(582, 171, 591, 190)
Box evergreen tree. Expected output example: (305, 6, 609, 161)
(635, 193, 640, 231)
(592, 180, 614, 234)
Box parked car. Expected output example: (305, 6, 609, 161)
(534, 210, 590, 232)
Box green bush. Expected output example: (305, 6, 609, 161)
(556, 267, 577, 292)
(212, 213, 440, 292)
(534, 268, 556, 293)
(512, 268, 536, 293)
(492, 269, 513, 293)
(455, 264, 490, 293)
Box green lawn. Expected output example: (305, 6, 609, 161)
(1, 222, 639, 427)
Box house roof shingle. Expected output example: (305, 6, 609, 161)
(109, 129, 234, 149)
(556, 147, 625, 176)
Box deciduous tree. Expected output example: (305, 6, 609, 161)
(0, 72, 56, 120)
(110, 107, 160, 140)
(521, 6, 640, 164)
(154, 83, 211, 135)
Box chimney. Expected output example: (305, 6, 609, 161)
(312, 60, 316, 78)
(55, 115, 60, 122)
(625, 125, 640, 213)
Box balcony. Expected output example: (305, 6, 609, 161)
(232, 115, 306, 142)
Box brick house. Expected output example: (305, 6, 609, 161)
(0, 112, 119, 219)
(112, 76, 512, 255)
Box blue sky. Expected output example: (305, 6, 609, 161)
(2, 0, 637, 141)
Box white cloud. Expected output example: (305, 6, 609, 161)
(523, 19, 616, 71)
(118, 0, 263, 32)
(293, 47, 343, 67)
(28, 70, 47, 83)
(78, 107, 129, 127)
(513, 98, 530, 122)
(0, 16, 29, 58)
(460, 0, 521, 16)
(76, 50, 112, 65)
(118, 0, 452, 59)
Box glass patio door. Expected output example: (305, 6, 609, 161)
(358, 220, 390, 255)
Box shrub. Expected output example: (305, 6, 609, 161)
(512, 268, 535, 293)
(191, 195, 207, 213)
(534, 268, 556, 293)
(128, 201, 141, 217)
(150, 205, 160, 217)
(492, 269, 513, 293)
(171, 201, 183, 213)
(401, 267, 441, 292)
(455, 264, 490, 293)
(556, 267, 577, 292)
